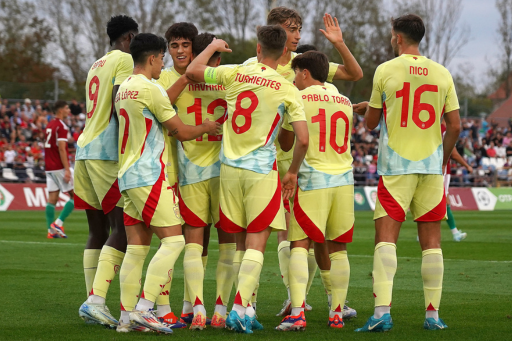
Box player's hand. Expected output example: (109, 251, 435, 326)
(210, 39, 232, 53)
(63, 169, 71, 183)
(442, 163, 447, 175)
(281, 171, 298, 200)
(319, 13, 344, 44)
(353, 101, 368, 116)
(466, 165, 473, 173)
(203, 118, 221, 136)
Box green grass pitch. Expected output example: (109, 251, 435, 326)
(1, 210, 511, 340)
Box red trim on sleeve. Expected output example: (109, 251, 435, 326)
(293, 187, 325, 243)
(246, 172, 282, 233)
(377, 177, 406, 222)
(332, 225, 354, 243)
(123, 212, 142, 226)
(415, 191, 446, 222)
(101, 179, 122, 214)
(74, 193, 98, 210)
(178, 190, 207, 227)
(219, 205, 244, 233)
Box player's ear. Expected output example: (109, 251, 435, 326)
(281, 46, 288, 58)
(215, 57, 221, 67)
(256, 43, 261, 55)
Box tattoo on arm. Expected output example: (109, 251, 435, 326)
(170, 128, 178, 136)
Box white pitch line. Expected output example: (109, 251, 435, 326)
(1, 240, 511, 263)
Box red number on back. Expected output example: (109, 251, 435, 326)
(87, 76, 100, 119)
(397, 82, 439, 130)
(312, 108, 349, 154)
(119, 109, 129, 154)
(311, 109, 326, 152)
(232, 90, 258, 134)
(207, 98, 227, 141)
(187, 98, 204, 141)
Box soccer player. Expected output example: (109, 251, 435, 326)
(77, 15, 138, 328)
(151, 23, 197, 326)
(352, 14, 461, 331)
(44, 100, 74, 239)
(244, 8, 362, 315)
(166, 32, 236, 330)
(114, 33, 220, 333)
(275, 51, 355, 331)
(186, 25, 309, 334)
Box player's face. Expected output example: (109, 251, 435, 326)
(62, 105, 70, 119)
(169, 38, 193, 73)
(280, 20, 301, 53)
(293, 68, 306, 90)
(391, 28, 399, 57)
(151, 52, 165, 79)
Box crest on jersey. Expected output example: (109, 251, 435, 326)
(261, 67, 266, 72)
(413, 57, 418, 60)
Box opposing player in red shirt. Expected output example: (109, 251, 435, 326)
(44, 100, 74, 238)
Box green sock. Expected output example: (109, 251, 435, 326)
(46, 203, 55, 230)
(446, 205, 457, 230)
(58, 200, 74, 223)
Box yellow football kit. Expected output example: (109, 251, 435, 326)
(155, 66, 182, 187)
(204, 63, 306, 232)
(173, 82, 227, 227)
(369, 54, 459, 222)
(115, 74, 180, 227)
(283, 85, 355, 242)
(75, 50, 133, 212)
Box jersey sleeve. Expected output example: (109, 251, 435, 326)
(326, 62, 339, 82)
(56, 122, 69, 141)
(205, 65, 238, 85)
(281, 115, 294, 132)
(368, 64, 384, 109)
(114, 53, 134, 86)
(148, 85, 176, 123)
(285, 86, 306, 124)
(444, 73, 460, 113)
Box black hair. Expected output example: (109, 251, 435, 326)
(130, 33, 167, 65)
(165, 22, 198, 43)
(391, 14, 425, 44)
(53, 100, 68, 113)
(192, 32, 220, 61)
(291, 51, 329, 83)
(257, 25, 287, 60)
(107, 15, 139, 46)
(296, 44, 317, 54)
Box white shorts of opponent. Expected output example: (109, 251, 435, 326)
(46, 168, 74, 193)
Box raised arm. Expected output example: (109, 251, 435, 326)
(186, 39, 231, 83)
(320, 13, 363, 82)
(166, 74, 190, 104)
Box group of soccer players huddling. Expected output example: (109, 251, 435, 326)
(73, 5, 461, 334)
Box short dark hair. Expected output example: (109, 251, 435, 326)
(296, 44, 317, 54)
(107, 15, 139, 46)
(193, 32, 220, 61)
(291, 51, 329, 83)
(130, 33, 167, 65)
(53, 100, 68, 113)
(165, 22, 198, 43)
(257, 25, 287, 60)
(267, 7, 302, 27)
(391, 14, 425, 44)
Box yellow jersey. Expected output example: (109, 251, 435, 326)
(369, 54, 459, 175)
(205, 62, 306, 174)
(244, 52, 339, 161)
(174, 83, 227, 185)
(77, 50, 133, 161)
(114, 74, 176, 191)
(283, 85, 353, 191)
(155, 66, 182, 176)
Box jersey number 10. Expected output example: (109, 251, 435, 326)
(312, 109, 349, 154)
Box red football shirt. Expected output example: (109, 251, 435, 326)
(44, 119, 69, 171)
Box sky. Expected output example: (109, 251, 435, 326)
(450, 0, 502, 89)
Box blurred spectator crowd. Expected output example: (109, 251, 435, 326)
(1, 98, 512, 187)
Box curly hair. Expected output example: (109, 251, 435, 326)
(164, 22, 198, 43)
(107, 15, 139, 46)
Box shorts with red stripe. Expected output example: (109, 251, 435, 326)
(219, 164, 286, 233)
(74, 160, 122, 213)
(122, 178, 181, 228)
(288, 184, 354, 243)
(179, 177, 220, 228)
(374, 174, 446, 222)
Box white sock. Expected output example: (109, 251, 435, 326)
(120, 311, 130, 324)
(193, 304, 207, 316)
(55, 218, 63, 227)
(214, 304, 227, 316)
(245, 305, 256, 318)
(329, 310, 342, 318)
(328, 294, 332, 307)
(86, 294, 105, 305)
(252, 302, 257, 311)
(426, 310, 439, 321)
(374, 306, 390, 319)
(182, 301, 193, 314)
(287, 287, 291, 300)
(451, 228, 459, 235)
(135, 298, 154, 312)
(232, 304, 245, 318)
(156, 304, 171, 318)
(291, 307, 304, 316)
